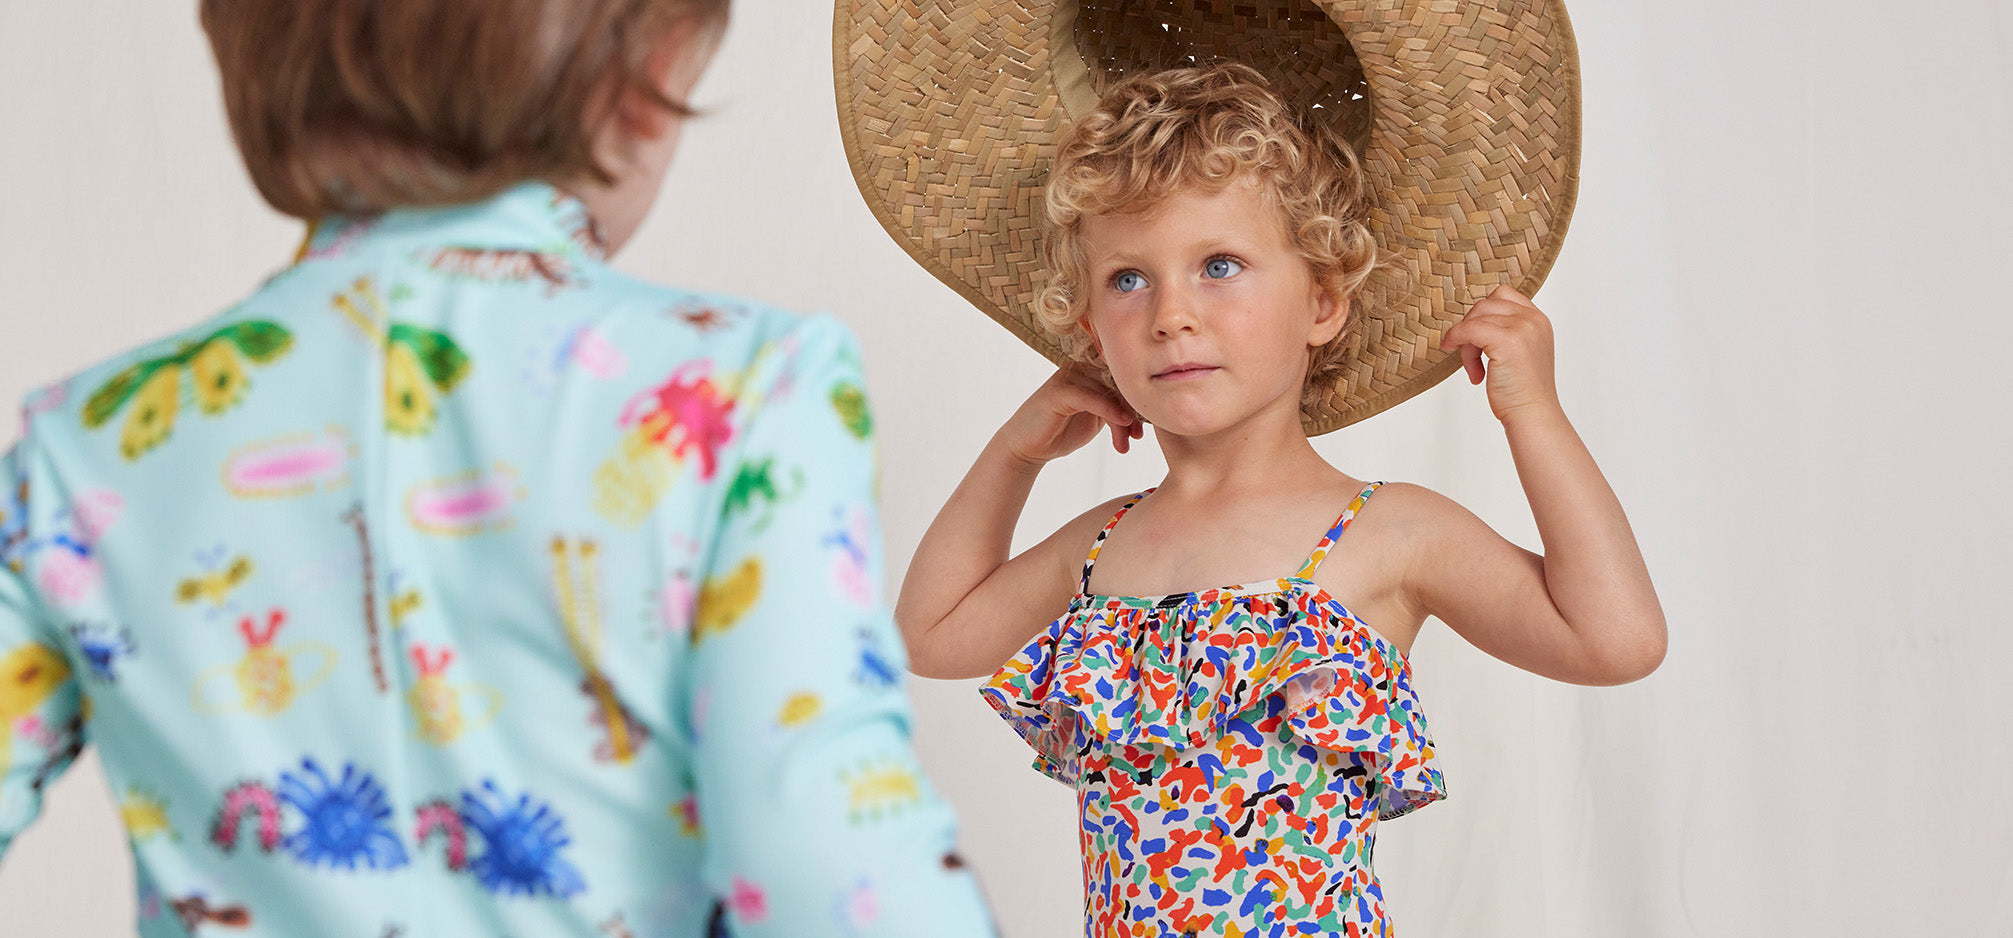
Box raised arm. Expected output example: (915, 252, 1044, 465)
(1415, 285, 1667, 686)
(895, 367, 1139, 680)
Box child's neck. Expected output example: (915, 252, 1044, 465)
(1153, 405, 1339, 502)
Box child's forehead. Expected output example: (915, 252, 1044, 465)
(1082, 176, 1289, 242)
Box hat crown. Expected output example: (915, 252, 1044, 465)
(1061, 0, 1374, 160)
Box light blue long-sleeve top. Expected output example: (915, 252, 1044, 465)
(0, 182, 996, 937)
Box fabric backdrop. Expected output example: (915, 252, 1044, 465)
(2, 1, 2007, 934)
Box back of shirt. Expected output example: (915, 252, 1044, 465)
(0, 183, 995, 937)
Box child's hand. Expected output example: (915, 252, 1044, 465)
(999, 367, 1143, 467)
(1438, 284, 1562, 423)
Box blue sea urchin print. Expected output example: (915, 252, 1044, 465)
(276, 758, 410, 871)
(68, 623, 134, 681)
(460, 780, 585, 899)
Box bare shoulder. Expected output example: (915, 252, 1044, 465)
(1313, 480, 1507, 653)
(1357, 480, 1520, 578)
(1354, 480, 1487, 536)
(1020, 491, 1140, 584)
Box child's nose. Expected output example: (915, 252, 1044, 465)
(1151, 283, 1201, 338)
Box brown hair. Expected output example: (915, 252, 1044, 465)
(201, 0, 728, 219)
(1037, 63, 1384, 411)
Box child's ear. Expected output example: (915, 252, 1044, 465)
(615, 20, 715, 142)
(1309, 287, 1350, 346)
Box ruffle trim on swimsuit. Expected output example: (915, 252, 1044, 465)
(980, 579, 1447, 820)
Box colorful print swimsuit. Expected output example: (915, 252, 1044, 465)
(0, 182, 995, 937)
(981, 483, 1447, 937)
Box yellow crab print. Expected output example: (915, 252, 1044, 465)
(81, 321, 295, 461)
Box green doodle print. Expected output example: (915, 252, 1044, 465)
(81, 321, 294, 460)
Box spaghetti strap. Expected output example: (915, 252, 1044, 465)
(1078, 489, 1154, 595)
(1293, 482, 1384, 579)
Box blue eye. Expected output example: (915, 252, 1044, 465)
(1113, 271, 1146, 293)
(1205, 257, 1243, 279)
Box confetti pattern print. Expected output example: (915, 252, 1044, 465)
(983, 483, 1446, 937)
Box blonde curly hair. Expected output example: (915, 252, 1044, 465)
(1037, 63, 1384, 411)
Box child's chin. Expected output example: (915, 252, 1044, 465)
(1140, 407, 1240, 439)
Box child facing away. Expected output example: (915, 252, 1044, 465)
(896, 65, 1666, 936)
(0, 1, 996, 935)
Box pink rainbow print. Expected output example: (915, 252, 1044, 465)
(212, 781, 282, 853)
(414, 800, 468, 871)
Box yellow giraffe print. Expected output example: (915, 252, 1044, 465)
(551, 537, 638, 764)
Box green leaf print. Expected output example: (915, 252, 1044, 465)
(213, 320, 295, 364)
(722, 457, 801, 532)
(386, 323, 472, 391)
(829, 381, 872, 440)
(81, 359, 164, 429)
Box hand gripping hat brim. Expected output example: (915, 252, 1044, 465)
(834, 0, 1582, 434)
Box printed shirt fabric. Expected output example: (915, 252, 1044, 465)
(981, 483, 1448, 938)
(0, 182, 995, 937)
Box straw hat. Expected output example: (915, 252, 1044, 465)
(834, 0, 1581, 434)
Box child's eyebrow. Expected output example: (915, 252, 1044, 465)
(1088, 249, 1144, 270)
(1090, 238, 1261, 270)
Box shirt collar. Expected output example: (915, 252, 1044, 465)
(296, 180, 609, 265)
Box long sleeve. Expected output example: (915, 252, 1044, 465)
(682, 317, 996, 936)
(0, 433, 87, 858)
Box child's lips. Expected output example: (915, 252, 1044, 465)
(1153, 364, 1219, 381)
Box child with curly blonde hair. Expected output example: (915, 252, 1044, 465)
(898, 63, 1665, 935)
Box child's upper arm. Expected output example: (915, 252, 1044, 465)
(923, 494, 1134, 681)
(0, 435, 88, 857)
(1396, 483, 1622, 686)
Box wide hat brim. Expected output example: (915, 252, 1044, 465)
(835, 0, 1582, 434)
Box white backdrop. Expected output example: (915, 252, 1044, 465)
(2, 1, 2009, 935)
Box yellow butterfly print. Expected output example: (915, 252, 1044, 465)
(175, 555, 254, 607)
(840, 759, 923, 822)
(81, 321, 294, 461)
(120, 788, 178, 843)
(389, 587, 423, 629)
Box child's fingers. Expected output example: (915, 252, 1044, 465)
(1057, 383, 1134, 429)
(1488, 283, 1535, 308)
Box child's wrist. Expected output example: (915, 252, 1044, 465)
(1498, 397, 1570, 432)
(983, 434, 1051, 478)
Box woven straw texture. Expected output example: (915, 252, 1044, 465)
(835, 0, 1581, 434)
